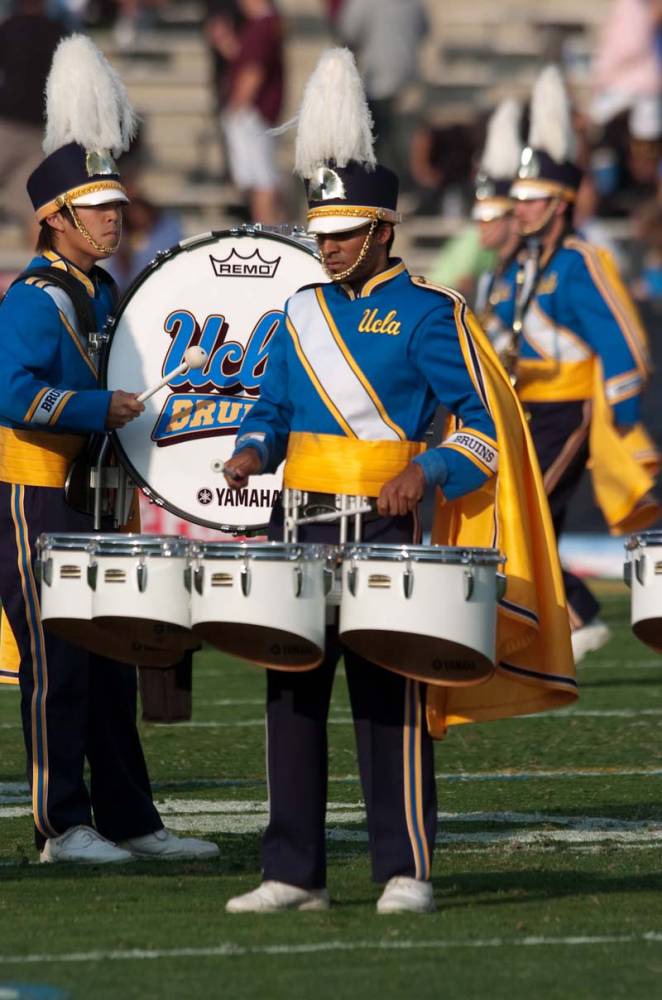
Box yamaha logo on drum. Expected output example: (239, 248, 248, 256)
(209, 247, 281, 278)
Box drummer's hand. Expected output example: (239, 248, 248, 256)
(106, 391, 145, 429)
(377, 462, 426, 517)
(223, 447, 262, 490)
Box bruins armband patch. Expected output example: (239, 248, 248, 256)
(28, 387, 74, 426)
(441, 430, 499, 475)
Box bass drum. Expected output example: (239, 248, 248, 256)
(103, 227, 325, 532)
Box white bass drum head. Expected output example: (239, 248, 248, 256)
(103, 229, 325, 531)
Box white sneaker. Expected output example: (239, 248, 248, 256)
(117, 828, 220, 860)
(571, 619, 611, 664)
(40, 825, 133, 864)
(226, 880, 330, 913)
(377, 876, 436, 914)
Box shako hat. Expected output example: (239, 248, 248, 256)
(293, 48, 401, 235)
(472, 98, 523, 221)
(510, 65, 582, 204)
(27, 35, 136, 222)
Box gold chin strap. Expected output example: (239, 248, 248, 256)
(318, 220, 377, 282)
(518, 197, 561, 238)
(68, 201, 121, 255)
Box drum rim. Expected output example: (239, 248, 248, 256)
(93, 535, 190, 556)
(101, 227, 320, 534)
(626, 531, 662, 549)
(340, 543, 504, 564)
(189, 540, 330, 561)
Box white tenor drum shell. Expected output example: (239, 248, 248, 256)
(189, 542, 327, 670)
(38, 533, 99, 647)
(37, 533, 186, 667)
(339, 544, 503, 687)
(625, 531, 662, 652)
(90, 535, 196, 665)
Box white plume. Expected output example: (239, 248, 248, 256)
(528, 64, 577, 164)
(294, 48, 376, 178)
(480, 98, 523, 179)
(43, 34, 138, 157)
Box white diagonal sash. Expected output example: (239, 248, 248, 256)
(287, 288, 402, 440)
(524, 301, 591, 363)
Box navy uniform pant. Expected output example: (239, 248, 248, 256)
(526, 400, 600, 628)
(263, 506, 437, 889)
(0, 482, 162, 849)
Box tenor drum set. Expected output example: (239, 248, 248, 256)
(35, 227, 506, 689)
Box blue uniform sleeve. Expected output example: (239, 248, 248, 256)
(0, 282, 111, 433)
(232, 312, 293, 473)
(567, 248, 648, 426)
(409, 299, 498, 500)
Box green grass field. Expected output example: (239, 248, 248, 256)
(2, 586, 662, 999)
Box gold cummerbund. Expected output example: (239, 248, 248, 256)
(0, 607, 20, 684)
(283, 431, 427, 497)
(0, 425, 85, 487)
(516, 358, 595, 403)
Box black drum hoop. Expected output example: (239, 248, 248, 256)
(101, 226, 320, 534)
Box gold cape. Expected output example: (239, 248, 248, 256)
(426, 308, 577, 738)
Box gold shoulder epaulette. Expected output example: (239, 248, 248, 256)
(410, 275, 467, 306)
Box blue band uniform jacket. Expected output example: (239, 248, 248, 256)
(488, 235, 661, 534)
(0, 251, 113, 686)
(234, 261, 576, 732)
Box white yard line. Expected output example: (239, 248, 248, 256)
(4, 767, 662, 806)
(151, 707, 662, 728)
(6, 798, 659, 847)
(2, 932, 662, 966)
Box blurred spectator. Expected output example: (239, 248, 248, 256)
(426, 224, 496, 301)
(321, 0, 345, 28)
(590, 0, 661, 144)
(409, 119, 483, 216)
(47, 0, 87, 28)
(631, 197, 662, 302)
(209, 0, 285, 224)
(204, 0, 242, 112)
(103, 174, 183, 292)
(338, 0, 428, 177)
(0, 1, 64, 234)
(113, 0, 164, 47)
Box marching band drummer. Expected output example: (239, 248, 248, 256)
(222, 49, 576, 915)
(485, 66, 661, 664)
(0, 36, 218, 865)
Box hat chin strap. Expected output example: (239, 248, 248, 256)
(318, 220, 377, 282)
(68, 201, 121, 256)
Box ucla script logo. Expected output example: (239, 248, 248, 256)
(150, 307, 280, 447)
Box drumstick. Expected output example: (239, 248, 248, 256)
(286, 503, 373, 530)
(136, 346, 208, 403)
